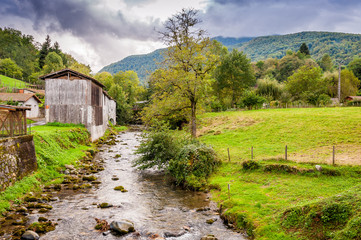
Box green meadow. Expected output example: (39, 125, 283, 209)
(0, 74, 30, 89)
(199, 107, 361, 239)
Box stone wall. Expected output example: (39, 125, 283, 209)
(0, 135, 37, 192)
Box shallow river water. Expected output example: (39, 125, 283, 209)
(37, 130, 246, 240)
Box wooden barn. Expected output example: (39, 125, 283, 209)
(40, 69, 116, 141)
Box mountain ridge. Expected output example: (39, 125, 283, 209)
(99, 31, 361, 83)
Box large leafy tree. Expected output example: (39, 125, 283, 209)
(325, 69, 360, 100)
(348, 58, 361, 83)
(276, 52, 304, 82)
(0, 58, 23, 78)
(318, 54, 333, 72)
(42, 52, 65, 74)
(213, 49, 255, 108)
(285, 65, 326, 100)
(0, 27, 38, 78)
(145, 8, 220, 137)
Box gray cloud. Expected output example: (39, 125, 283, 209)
(2, 0, 160, 41)
(202, 0, 361, 37)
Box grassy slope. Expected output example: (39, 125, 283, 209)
(198, 107, 361, 239)
(0, 125, 93, 213)
(199, 107, 361, 165)
(0, 74, 29, 89)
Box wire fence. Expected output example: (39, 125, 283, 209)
(224, 144, 361, 166)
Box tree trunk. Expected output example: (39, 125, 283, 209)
(191, 101, 197, 138)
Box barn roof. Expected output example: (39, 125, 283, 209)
(102, 89, 115, 101)
(346, 96, 361, 101)
(39, 68, 105, 88)
(0, 93, 42, 103)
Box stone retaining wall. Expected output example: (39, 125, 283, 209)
(0, 135, 37, 192)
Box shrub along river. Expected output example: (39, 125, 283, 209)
(25, 130, 246, 239)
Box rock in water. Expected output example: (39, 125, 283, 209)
(21, 230, 39, 240)
(200, 234, 218, 240)
(315, 165, 322, 171)
(110, 220, 135, 235)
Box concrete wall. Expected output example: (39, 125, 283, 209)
(0, 135, 37, 192)
(103, 95, 116, 125)
(22, 97, 39, 118)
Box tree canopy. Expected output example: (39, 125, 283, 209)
(144, 8, 221, 137)
(213, 49, 255, 107)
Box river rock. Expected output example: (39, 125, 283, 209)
(16, 206, 28, 213)
(110, 220, 135, 235)
(83, 175, 97, 181)
(21, 230, 39, 240)
(164, 231, 186, 237)
(200, 234, 218, 240)
(99, 203, 113, 208)
(65, 164, 75, 170)
(206, 218, 217, 224)
(315, 165, 322, 171)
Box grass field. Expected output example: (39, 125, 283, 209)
(199, 107, 361, 165)
(199, 107, 361, 239)
(0, 74, 30, 89)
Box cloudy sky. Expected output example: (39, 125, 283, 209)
(1, 0, 361, 72)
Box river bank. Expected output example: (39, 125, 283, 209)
(1, 127, 246, 239)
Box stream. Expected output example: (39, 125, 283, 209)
(33, 130, 246, 239)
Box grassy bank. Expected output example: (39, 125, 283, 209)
(0, 124, 93, 214)
(198, 107, 361, 239)
(0, 74, 29, 89)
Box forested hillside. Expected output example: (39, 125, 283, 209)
(0, 28, 38, 78)
(100, 31, 361, 83)
(99, 48, 165, 84)
(212, 36, 254, 47)
(236, 31, 361, 63)
(0, 27, 91, 83)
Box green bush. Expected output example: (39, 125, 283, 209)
(242, 160, 261, 170)
(133, 125, 180, 170)
(133, 123, 219, 189)
(321, 203, 351, 224)
(168, 143, 219, 188)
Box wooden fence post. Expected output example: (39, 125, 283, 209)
(333, 146, 335, 165)
(285, 145, 288, 161)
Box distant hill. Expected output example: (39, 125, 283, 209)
(212, 36, 254, 47)
(99, 48, 165, 84)
(235, 31, 361, 63)
(99, 37, 255, 83)
(99, 31, 361, 83)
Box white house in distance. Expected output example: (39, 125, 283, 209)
(39, 69, 116, 141)
(0, 93, 41, 118)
